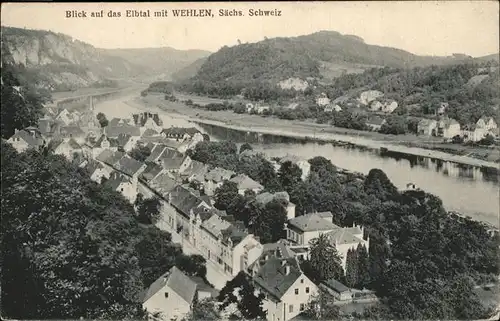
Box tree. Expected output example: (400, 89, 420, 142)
(96, 112, 109, 128)
(379, 116, 407, 135)
(135, 195, 162, 224)
(233, 103, 247, 114)
(239, 143, 253, 154)
(136, 226, 181, 287)
(345, 248, 358, 288)
(356, 243, 370, 289)
(308, 234, 344, 283)
(128, 144, 151, 162)
(479, 134, 495, 146)
(1, 142, 146, 319)
(364, 169, 399, 202)
(368, 229, 390, 291)
(278, 161, 303, 193)
(183, 298, 221, 321)
(303, 289, 340, 320)
(176, 254, 207, 279)
(308, 156, 336, 174)
(214, 181, 241, 211)
(251, 199, 287, 243)
(1, 70, 44, 138)
(217, 271, 266, 320)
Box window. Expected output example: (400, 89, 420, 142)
(300, 279, 304, 284)
(289, 305, 293, 313)
(300, 304, 305, 311)
(306, 287, 310, 294)
(295, 289, 299, 295)
(164, 292, 169, 298)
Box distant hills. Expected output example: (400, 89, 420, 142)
(178, 31, 499, 87)
(0, 26, 210, 91)
(1, 26, 497, 93)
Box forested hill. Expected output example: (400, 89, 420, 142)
(178, 30, 486, 90)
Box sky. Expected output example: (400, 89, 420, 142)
(1, 1, 499, 57)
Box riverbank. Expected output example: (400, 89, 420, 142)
(135, 95, 499, 170)
(93, 92, 499, 227)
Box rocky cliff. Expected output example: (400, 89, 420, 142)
(1, 26, 210, 91)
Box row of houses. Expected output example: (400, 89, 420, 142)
(417, 116, 498, 141)
(6, 115, 372, 321)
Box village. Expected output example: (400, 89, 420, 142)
(231, 85, 499, 145)
(6, 98, 382, 321)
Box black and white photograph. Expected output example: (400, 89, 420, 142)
(1, 1, 499, 320)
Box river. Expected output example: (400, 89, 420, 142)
(94, 93, 500, 228)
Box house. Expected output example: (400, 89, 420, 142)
(315, 93, 330, 107)
(141, 128, 160, 138)
(278, 155, 311, 181)
(365, 117, 386, 131)
(285, 212, 338, 246)
(55, 109, 77, 125)
(324, 226, 368, 269)
(37, 117, 57, 137)
(188, 207, 263, 276)
(52, 138, 82, 160)
(132, 112, 163, 132)
(148, 172, 178, 199)
(104, 125, 141, 138)
(203, 167, 236, 196)
(461, 125, 487, 142)
(417, 119, 438, 136)
(277, 78, 309, 91)
(369, 101, 383, 112)
(248, 239, 311, 275)
(229, 174, 264, 195)
(158, 184, 214, 243)
(246, 103, 255, 113)
(96, 150, 126, 168)
(319, 278, 353, 301)
(250, 256, 318, 321)
(116, 133, 141, 152)
(87, 134, 120, 158)
(104, 171, 137, 203)
(476, 116, 498, 131)
(179, 159, 210, 183)
(437, 102, 448, 116)
(140, 162, 165, 183)
(255, 191, 296, 220)
(146, 144, 184, 165)
(113, 155, 147, 183)
(324, 104, 342, 113)
(189, 276, 219, 300)
(161, 155, 191, 173)
(142, 266, 197, 321)
(57, 126, 86, 142)
(285, 212, 368, 270)
(359, 90, 384, 105)
(83, 159, 111, 183)
(7, 128, 45, 153)
(161, 127, 201, 140)
(381, 100, 398, 113)
(108, 117, 133, 127)
(256, 105, 271, 114)
(437, 118, 461, 139)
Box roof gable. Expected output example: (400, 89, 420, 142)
(142, 266, 197, 304)
(288, 212, 337, 232)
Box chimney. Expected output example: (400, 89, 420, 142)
(285, 265, 290, 275)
